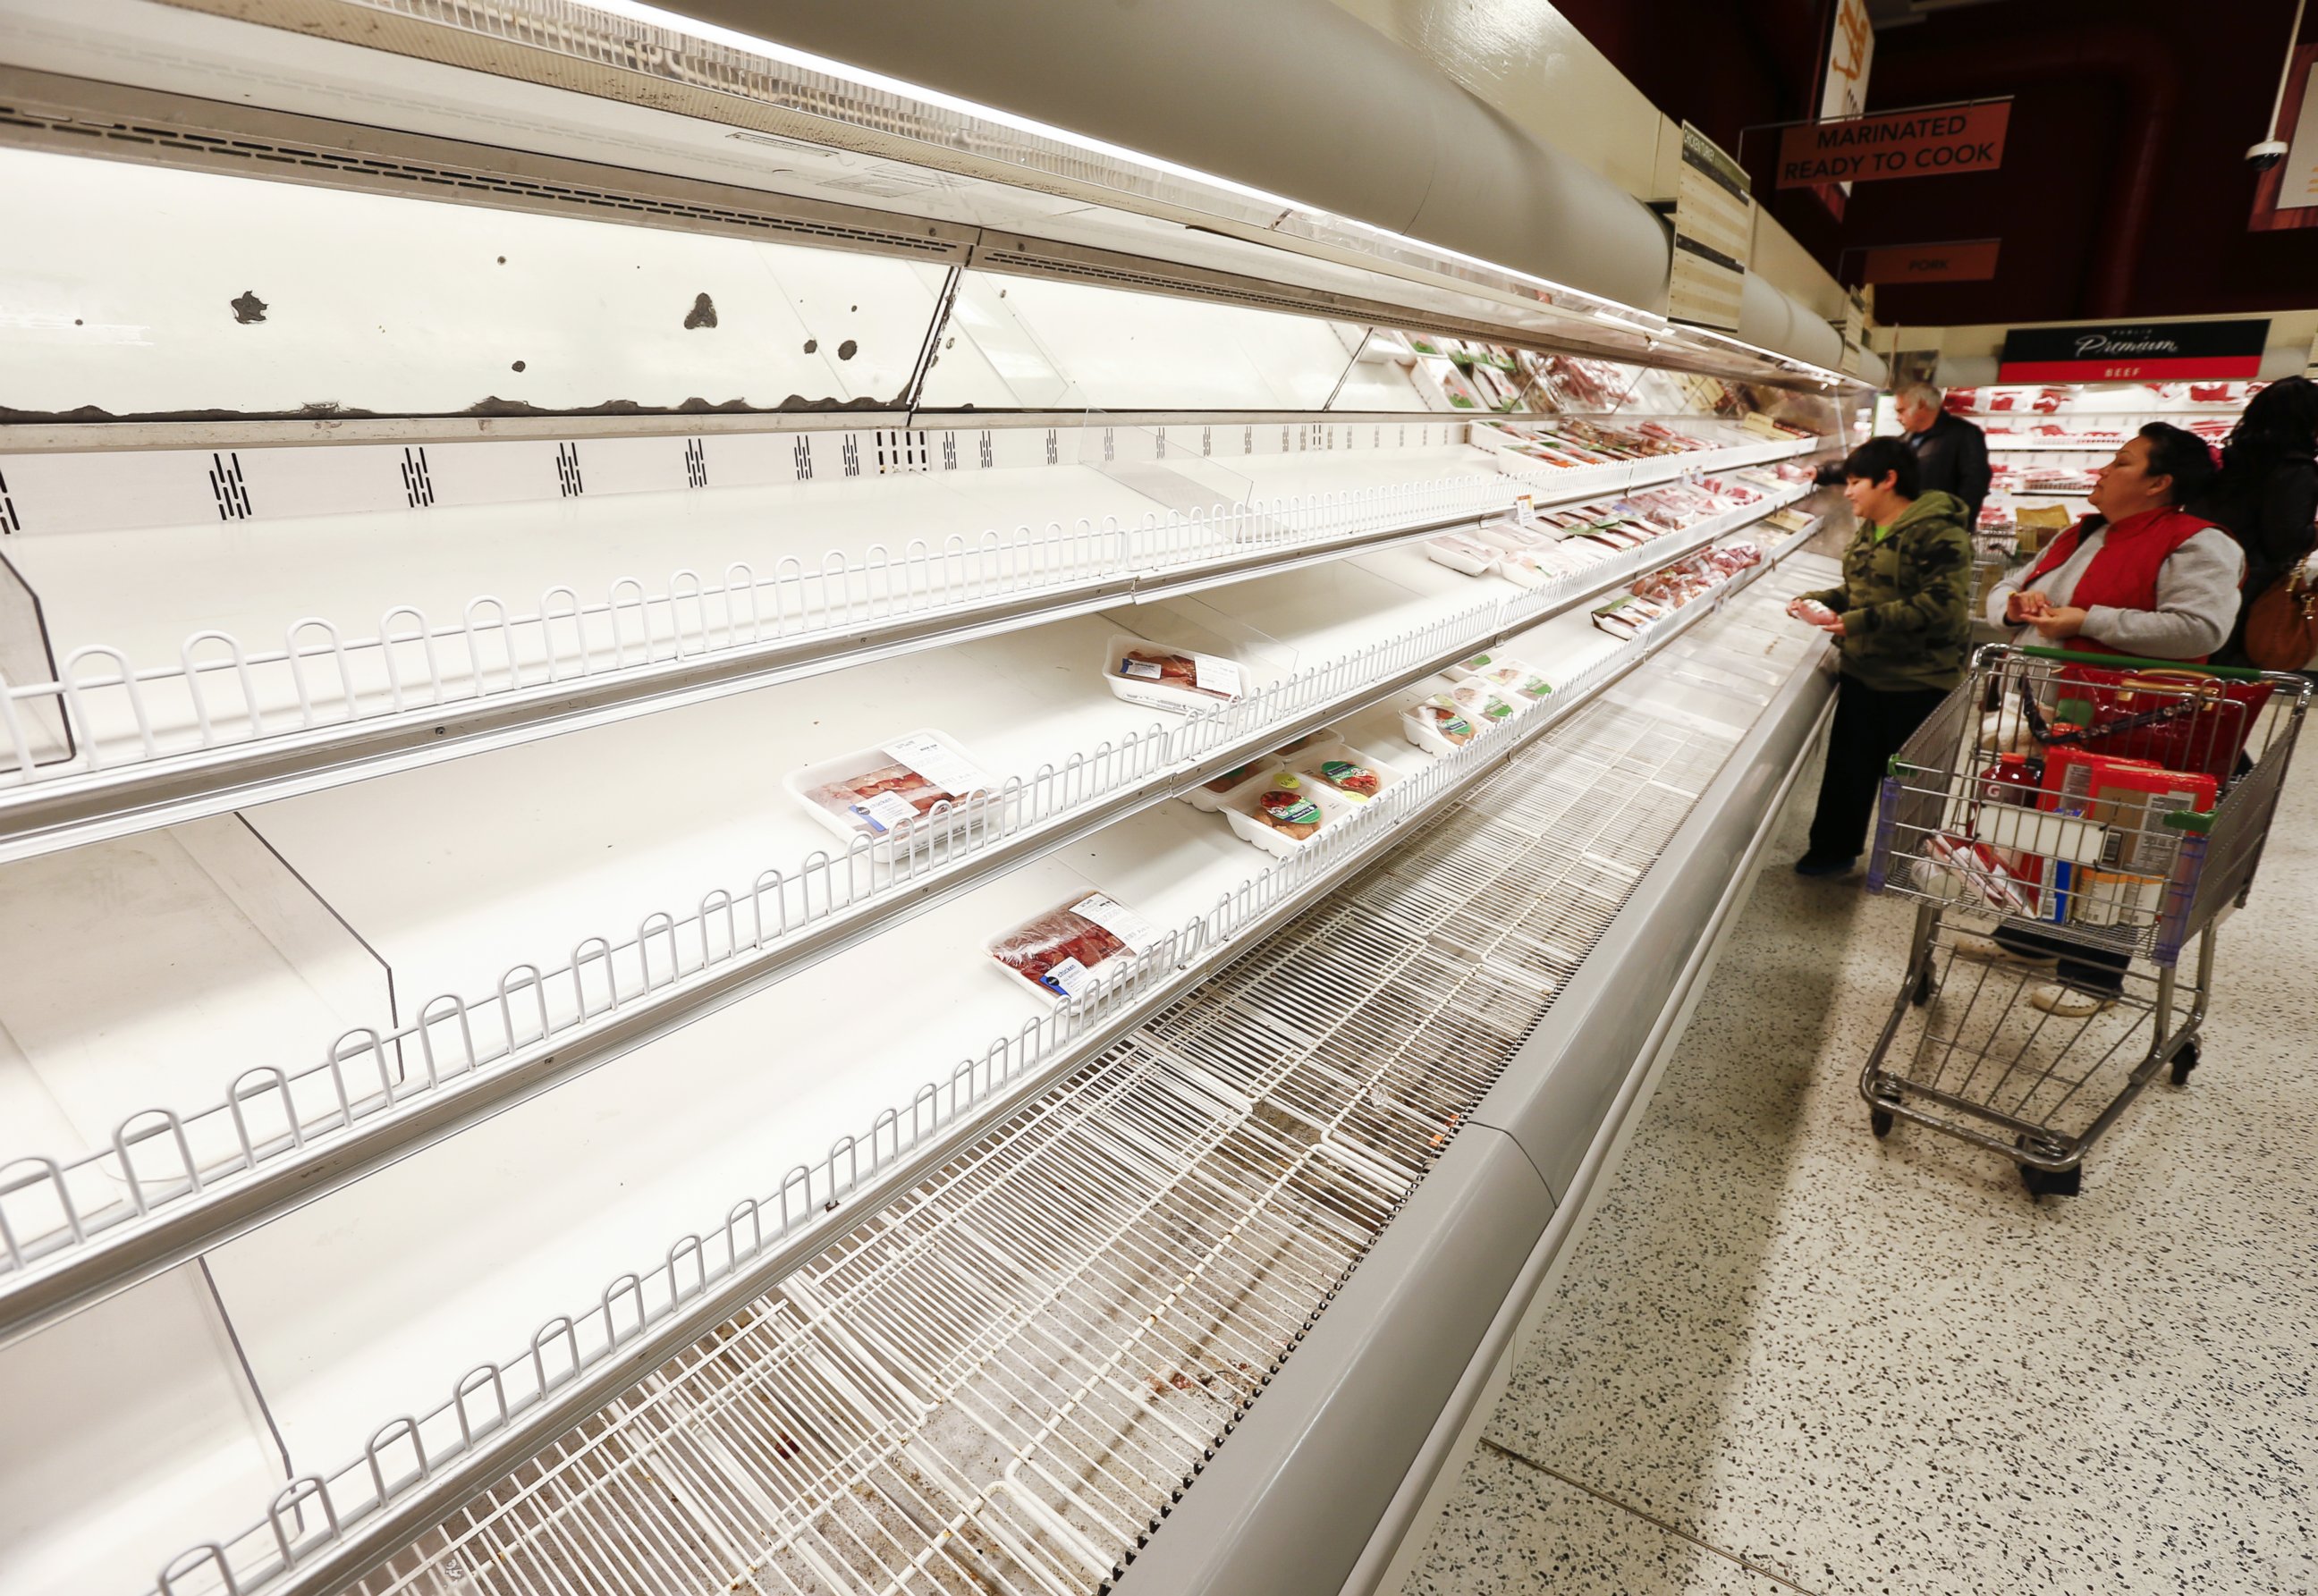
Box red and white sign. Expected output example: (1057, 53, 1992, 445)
(1778, 101, 2011, 189)
(1997, 320, 2270, 384)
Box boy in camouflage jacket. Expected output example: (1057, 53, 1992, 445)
(1788, 436, 1974, 874)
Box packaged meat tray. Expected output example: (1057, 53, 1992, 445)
(785, 730, 999, 848)
(1424, 533, 1500, 576)
(1180, 752, 1283, 814)
(988, 891, 1168, 1001)
(1104, 633, 1247, 714)
(1471, 519, 1550, 555)
(1592, 598, 1654, 641)
(1440, 679, 1519, 727)
(1284, 736, 1406, 804)
(1218, 770, 1357, 859)
(1400, 697, 1481, 756)
(1449, 653, 1552, 706)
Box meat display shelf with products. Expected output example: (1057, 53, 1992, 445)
(0, 4, 1871, 1593)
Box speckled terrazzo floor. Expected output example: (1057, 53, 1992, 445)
(1397, 730, 2318, 1596)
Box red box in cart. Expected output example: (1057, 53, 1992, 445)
(2050, 754, 2217, 875)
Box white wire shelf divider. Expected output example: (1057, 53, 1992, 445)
(132, 584, 1800, 1596)
(0, 487, 1823, 1352)
(0, 436, 1818, 864)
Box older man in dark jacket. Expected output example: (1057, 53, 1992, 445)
(1894, 382, 1991, 526)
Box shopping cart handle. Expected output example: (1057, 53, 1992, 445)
(2013, 645, 2269, 682)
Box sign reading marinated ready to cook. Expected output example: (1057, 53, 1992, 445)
(1997, 319, 2271, 383)
(1777, 100, 2009, 188)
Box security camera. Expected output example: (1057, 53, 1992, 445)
(2247, 139, 2289, 172)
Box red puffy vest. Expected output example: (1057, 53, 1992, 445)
(2019, 506, 2224, 661)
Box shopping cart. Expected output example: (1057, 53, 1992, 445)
(1858, 645, 2309, 1196)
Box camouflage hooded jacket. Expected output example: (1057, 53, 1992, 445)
(1796, 489, 1974, 692)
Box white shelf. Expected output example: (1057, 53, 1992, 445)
(0, 427, 1815, 862)
(0, 496, 1789, 1259)
(0, 493, 1822, 1376)
(109, 530, 1835, 1589)
(113, 523, 1845, 1593)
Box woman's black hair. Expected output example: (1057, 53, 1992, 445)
(2218, 375, 2318, 472)
(2136, 422, 2217, 505)
(1840, 435, 1920, 498)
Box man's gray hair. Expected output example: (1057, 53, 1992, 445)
(1894, 381, 1942, 411)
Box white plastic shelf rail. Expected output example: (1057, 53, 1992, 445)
(0, 486, 1823, 1350)
(0, 435, 1816, 862)
(146, 673, 1749, 1596)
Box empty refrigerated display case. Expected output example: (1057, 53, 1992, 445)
(0, 3, 1870, 1592)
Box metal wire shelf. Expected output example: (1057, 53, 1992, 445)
(146, 674, 1746, 1596)
(0, 486, 1819, 1347)
(0, 437, 1811, 852)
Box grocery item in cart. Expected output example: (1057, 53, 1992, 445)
(1104, 633, 1246, 713)
(788, 730, 998, 844)
(2028, 665, 2273, 789)
(989, 892, 1165, 1000)
(1916, 832, 2039, 915)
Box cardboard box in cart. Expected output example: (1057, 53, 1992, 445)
(2037, 748, 2217, 925)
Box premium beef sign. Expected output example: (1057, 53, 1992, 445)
(1997, 319, 2271, 383)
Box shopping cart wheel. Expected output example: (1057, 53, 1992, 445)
(1870, 1106, 1895, 1138)
(1908, 967, 1935, 1008)
(2169, 1041, 2201, 1088)
(2019, 1163, 2081, 1199)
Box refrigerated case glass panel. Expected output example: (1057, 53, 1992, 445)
(0, 148, 946, 419)
(920, 271, 1367, 411)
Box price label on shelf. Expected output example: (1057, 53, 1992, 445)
(1192, 654, 1242, 697)
(1072, 892, 1163, 952)
(1514, 493, 1538, 527)
(851, 790, 920, 834)
(1043, 957, 1093, 998)
(883, 733, 995, 798)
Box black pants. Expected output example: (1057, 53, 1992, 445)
(1807, 675, 1950, 861)
(1991, 925, 2132, 994)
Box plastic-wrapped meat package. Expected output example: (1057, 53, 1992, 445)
(1425, 533, 1500, 575)
(1118, 648, 1235, 698)
(991, 896, 1153, 998)
(1443, 680, 1517, 725)
(808, 763, 970, 839)
(1593, 601, 1648, 640)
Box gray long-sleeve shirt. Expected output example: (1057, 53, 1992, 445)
(1987, 523, 2245, 659)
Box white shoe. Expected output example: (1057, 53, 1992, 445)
(1952, 933, 2059, 967)
(2030, 984, 2115, 1018)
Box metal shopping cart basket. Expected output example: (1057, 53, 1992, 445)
(1859, 645, 2309, 1196)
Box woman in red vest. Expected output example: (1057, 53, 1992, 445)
(1968, 422, 2243, 1016)
(1991, 422, 2241, 662)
